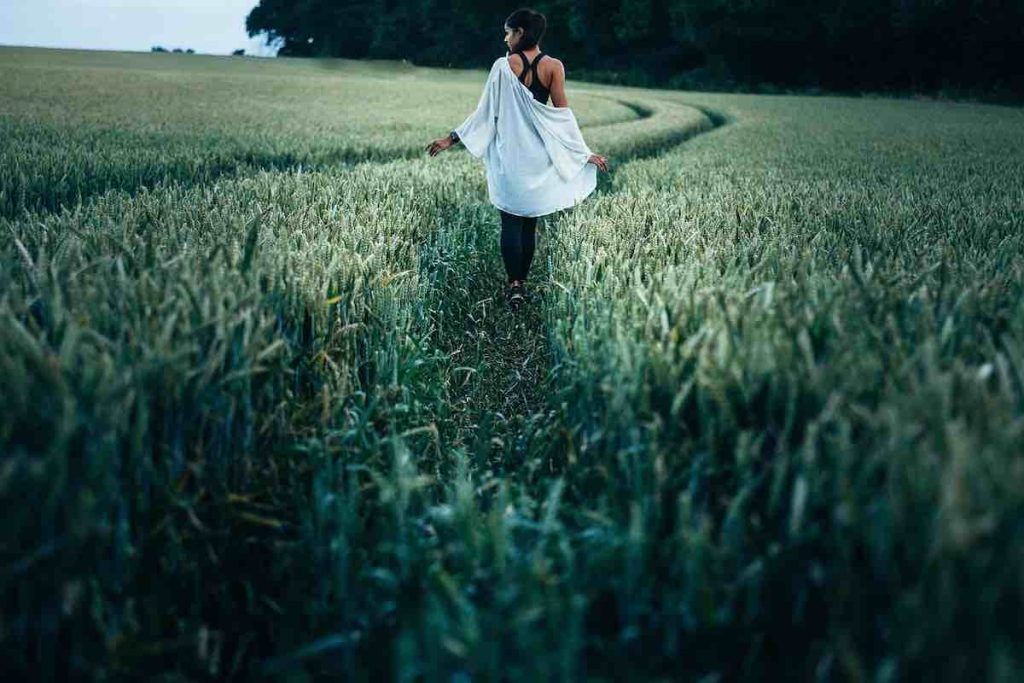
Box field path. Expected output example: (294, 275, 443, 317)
(420, 95, 729, 470)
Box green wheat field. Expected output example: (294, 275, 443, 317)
(2, 46, 1023, 681)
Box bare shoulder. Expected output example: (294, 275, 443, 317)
(507, 52, 524, 72)
(542, 56, 565, 82)
(542, 55, 564, 72)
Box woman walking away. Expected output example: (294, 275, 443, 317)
(426, 7, 609, 312)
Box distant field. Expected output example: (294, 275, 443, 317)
(2, 46, 1022, 681)
(0, 46, 639, 217)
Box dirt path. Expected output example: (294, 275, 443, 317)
(418, 98, 729, 472)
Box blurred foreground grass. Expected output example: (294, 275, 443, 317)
(1, 47, 1022, 681)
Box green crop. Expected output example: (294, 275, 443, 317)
(2, 47, 1022, 681)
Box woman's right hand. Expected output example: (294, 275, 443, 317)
(426, 136, 454, 157)
(588, 153, 609, 172)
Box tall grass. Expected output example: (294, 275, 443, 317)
(539, 93, 1024, 679)
(2, 48, 1022, 680)
(0, 159, 479, 677)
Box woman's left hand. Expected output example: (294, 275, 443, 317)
(426, 136, 454, 156)
(587, 153, 610, 172)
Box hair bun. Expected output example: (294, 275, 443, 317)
(505, 8, 547, 51)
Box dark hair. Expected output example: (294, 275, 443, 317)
(504, 8, 546, 51)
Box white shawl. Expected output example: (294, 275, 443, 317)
(454, 55, 598, 218)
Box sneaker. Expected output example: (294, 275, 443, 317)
(508, 280, 525, 311)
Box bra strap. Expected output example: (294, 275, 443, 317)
(514, 50, 531, 83)
(531, 53, 546, 87)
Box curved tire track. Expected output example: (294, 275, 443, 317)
(418, 94, 730, 464)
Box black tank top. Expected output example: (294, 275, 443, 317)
(512, 50, 550, 105)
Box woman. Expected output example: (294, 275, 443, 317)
(426, 8, 609, 311)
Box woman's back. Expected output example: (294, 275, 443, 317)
(450, 55, 597, 217)
(508, 50, 552, 105)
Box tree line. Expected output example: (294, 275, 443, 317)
(245, 1, 1023, 97)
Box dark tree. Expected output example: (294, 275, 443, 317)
(244, 0, 1024, 96)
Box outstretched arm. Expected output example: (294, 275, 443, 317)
(426, 62, 499, 158)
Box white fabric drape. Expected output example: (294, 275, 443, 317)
(454, 55, 597, 218)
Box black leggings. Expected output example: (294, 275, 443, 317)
(499, 209, 539, 282)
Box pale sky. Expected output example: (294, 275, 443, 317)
(0, 0, 280, 56)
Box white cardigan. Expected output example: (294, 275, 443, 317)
(453, 55, 598, 218)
